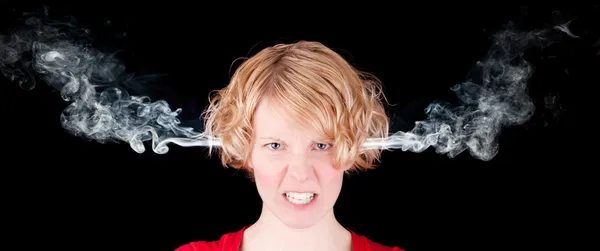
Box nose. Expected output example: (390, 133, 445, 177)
(288, 153, 311, 182)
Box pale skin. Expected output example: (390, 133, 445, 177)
(240, 99, 353, 251)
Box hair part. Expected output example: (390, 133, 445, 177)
(201, 41, 390, 175)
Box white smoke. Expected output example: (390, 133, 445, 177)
(1, 12, 219, 154)
(365, 25, 549, 161)
(0, 10, 580, 161)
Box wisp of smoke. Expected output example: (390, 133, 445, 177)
(364, 24, 575, 161)
(0, 12, 575, 161)
(1, 14, 219, 154)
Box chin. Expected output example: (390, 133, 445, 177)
(273, 193, 330, 229)
(273, 208, 325, 229)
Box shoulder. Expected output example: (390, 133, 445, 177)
(351, 231, 405, 251)
(174, 227, 246, 251)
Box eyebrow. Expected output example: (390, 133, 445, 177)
(258, 136, 329, 142)
(259, 137, 282, 141)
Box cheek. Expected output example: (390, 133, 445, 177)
(251, 151, 284, 194)
(314, 160, 345, 189)
(254, 169, 281, 193)
(320, 168, 344, 184)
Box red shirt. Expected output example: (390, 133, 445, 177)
(175, 226, 404, 251)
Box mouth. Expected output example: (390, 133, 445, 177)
(283, 192, 318, 205)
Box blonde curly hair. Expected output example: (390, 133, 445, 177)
(201, 41, 390, 174)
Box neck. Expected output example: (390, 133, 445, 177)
(241, 205, 352, 251)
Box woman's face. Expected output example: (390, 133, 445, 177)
(249, 100, 348, 229)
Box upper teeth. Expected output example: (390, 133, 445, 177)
(285, 192, 315, 205)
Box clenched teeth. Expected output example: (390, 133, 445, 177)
(285, 192, 315, 205)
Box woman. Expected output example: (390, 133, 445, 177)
(176, 41, 404, 251)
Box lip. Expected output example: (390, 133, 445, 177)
(281, 193, 319, 210)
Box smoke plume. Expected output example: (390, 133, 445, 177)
(363, 23, 577, 161)
(0, 10, 577, 161)
(1, 12, 219, 154)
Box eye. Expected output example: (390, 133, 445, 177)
(266, 142, 282, 150)
(315, 143, 331, 150)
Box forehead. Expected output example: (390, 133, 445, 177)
(252, 100, 321, 140)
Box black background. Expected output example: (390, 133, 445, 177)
(0, 3, 590, 251)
